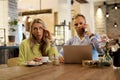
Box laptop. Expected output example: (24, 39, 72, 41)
(63, 45, 92, 64)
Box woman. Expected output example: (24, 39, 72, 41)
(18, 18, 59, 65)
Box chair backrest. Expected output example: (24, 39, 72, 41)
(7, 57, 18, 67)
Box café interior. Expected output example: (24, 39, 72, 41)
(0, 0, 120, 79)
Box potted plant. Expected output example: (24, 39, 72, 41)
(8, 19, 18, 43)
(9, 19, 18, 32)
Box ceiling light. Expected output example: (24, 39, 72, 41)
(106, 12, 109, 18)
(98, 6, 101, 9)
(114, 3, 118, 10)
(115, 6, 118, 10)
(113, 22, 118, 27)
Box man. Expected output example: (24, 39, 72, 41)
(59, 14, 101, 62)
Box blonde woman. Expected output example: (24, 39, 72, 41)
(18, 18, 59, 65)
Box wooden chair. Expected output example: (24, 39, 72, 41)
(7, 57, 18, 67)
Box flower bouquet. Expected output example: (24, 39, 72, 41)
(99, 41, 113, 67)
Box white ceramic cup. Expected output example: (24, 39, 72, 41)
(41, 57, 49, 63)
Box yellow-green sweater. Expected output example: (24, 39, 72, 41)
(18, 39, 58, 65)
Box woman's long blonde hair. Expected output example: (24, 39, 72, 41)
(29, 18, 51, 56)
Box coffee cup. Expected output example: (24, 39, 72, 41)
(41, 57, 49, 63)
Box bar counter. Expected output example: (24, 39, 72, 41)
(0, 46, 19, 50)
(0, 46, 19, 64)
(0, 64, 120, 80)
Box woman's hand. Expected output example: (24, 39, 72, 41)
(33, 57, 41, 62)
(44, 28, 52, 40)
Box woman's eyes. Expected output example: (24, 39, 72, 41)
(33, 27, 38, 30)
(33, 27, 42, 31)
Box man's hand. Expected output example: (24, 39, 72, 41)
(84, 24, 92, 36)
(59, 55, 64, 63)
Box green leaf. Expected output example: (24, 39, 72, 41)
(9, 19, 18, 26)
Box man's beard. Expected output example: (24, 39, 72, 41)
(82, 28, 85, 33)
(77, 28, 85, 35)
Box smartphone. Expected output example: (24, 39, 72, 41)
(85, 28, 88, 32)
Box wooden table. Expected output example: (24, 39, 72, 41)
(0, 64, 120, 80)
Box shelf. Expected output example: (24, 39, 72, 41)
(54, 25, 69, 46)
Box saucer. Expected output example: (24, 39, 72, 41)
(25, 61, 43, 67)
(42, 60, 51, 64)
(26, 62, 43, 67)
